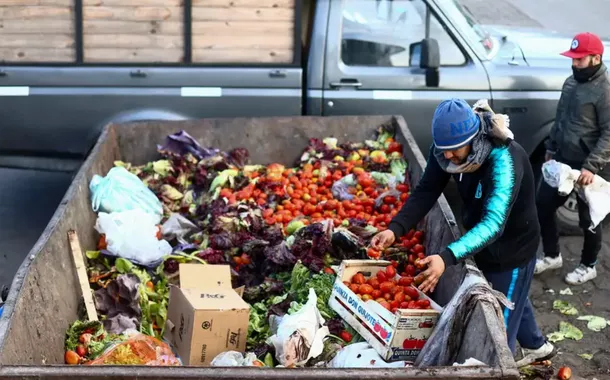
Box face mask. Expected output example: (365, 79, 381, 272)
(572, 62, 602, 83)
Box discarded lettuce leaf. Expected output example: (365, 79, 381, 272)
(546, 321, 583, 342)
(86, 250, 100, 259)
(152, 160, 173, 176)
(553, 300, 578, 315)
(161, 184, 183, 200)
(579, 353, 593, 360)
(559, 287, 573, 295)
(577, 315, 608, 332)
(115, 258, 134, 274)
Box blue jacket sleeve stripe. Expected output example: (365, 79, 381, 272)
(448, 147, 516, 260)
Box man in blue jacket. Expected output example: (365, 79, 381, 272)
(371, 98, 554, 365)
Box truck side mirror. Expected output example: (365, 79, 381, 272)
(420, 38, 440, 87)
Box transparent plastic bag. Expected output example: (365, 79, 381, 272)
(95, 209, 172, 267)
(86, 333, 180, 366)
(210, 351, 264, 367)
(90, 166, 163, 217)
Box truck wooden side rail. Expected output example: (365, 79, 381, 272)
(0, 115, 519, 379)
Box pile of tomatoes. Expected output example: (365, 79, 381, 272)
(344, 263, 432, 314)
(217, 140, 410, 234)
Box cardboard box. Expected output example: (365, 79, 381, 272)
(165, 263, 250, 366)
(328, 260, 442, 362)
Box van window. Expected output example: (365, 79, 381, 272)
(340, 0, 466, 67)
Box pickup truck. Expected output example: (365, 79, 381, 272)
(1, 0, 608, 238)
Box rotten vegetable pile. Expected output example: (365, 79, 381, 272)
(65, 124, 432, 366)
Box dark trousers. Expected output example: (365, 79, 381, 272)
(484, 258, 546, 354)
(536, 180, 603, 267)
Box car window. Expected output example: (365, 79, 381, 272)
(340, 0, 466, 67)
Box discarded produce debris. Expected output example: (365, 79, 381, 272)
(65, 125, 436, 367)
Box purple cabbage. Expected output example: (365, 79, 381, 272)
(157, 130, 219, 160)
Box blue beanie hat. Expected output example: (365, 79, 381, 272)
(432, 98, 480, 150)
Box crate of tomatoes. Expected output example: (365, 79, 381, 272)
(329, 260, 442, 362)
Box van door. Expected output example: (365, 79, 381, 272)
(321, 0, 491, 154)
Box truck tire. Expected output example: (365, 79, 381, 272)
(556, 193, 583, 236)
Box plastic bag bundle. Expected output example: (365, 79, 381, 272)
(543, 160, 610, 230)
(210, 351, 264, 367)
(86, 333, 180, 366)
(329, 342, 409, 368)
(95, 209, 172, 267)
(90, 166, 163, 217)
(414, 267, 511, 367)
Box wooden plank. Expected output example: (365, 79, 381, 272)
(84, 47, 183, 62)
(0, 20, 74, 34)
(193, 34, 293, 49)
(84, 0, 183, 6)
(0, 0, 72, 4)
(192, 48, 293, 63)
(191, 6, 294, 21)
(84, 20, 182, 35)
(83, 6, 182, 21)
(193, 0, 294, 7)
(0, 48, 75, 62)
(192, 20, 292, 35)
(0, 34, 74, 48)
(0, 6, 73, 20)
(84, 34, 182, 49)
(67, 230, 98, 322)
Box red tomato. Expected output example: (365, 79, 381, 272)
(350, 284, 360, 294)
(352, 273, 366, 285)
(412, 244, 424, 254)
(385, 265, 396, 278)
(404, 287, 420, 301)
(371, 289, 382, 299)
(379, 281, 394, 293)
(414, 230, 424, 241)
(383, 196, 397, 205)
(376, 270, 388, 282)
(380, 204, 391, 213)
(359, 284, 374, 295)
(367, 277, 380, 289)
(399, 276, 413, 286)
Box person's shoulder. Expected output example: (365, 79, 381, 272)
(488, 141, 527, 166)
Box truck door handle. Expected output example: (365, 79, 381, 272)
(330, 79, 362, 88)
(269, 69, 286, 78)
(130, 70, 147, 78)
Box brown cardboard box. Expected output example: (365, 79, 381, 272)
(165, 263, 250, 366)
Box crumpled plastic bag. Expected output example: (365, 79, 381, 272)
(329, 342, 409, 368)
(95, 209, 172, 267)
(86, 332, 180, 366)
(267, 288, 330, 367)
(210, 351, 264, 367)
(161, 213, 200, 245)
(90, 166, 163, 217)
(414, 266, 511, 367)
(543, 160, 610, 230)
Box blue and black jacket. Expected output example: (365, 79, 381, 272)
(388, 141, 540, 272)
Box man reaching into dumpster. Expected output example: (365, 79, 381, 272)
(371, 98, 555, 365)
(534, 32, 610, 285)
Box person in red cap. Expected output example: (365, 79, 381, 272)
(535, 32, 610, 285)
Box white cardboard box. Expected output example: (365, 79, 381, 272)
(328, 260, 442, 362)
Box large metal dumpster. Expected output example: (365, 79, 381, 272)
(0, 115, 519, 379)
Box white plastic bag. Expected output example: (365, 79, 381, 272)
(210, 351, 263, 367)
(267, 288, 329, 367)
(95, 209, 172, 267)
(542, 160, 610, 230)
(90, 166, 163, 217)
(329, 342, 409, 368)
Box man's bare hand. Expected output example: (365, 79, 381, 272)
(370, 230, 395, 251)
(417, 255, 445, 293)
(578, 168, 595, 186)
(544, 152, 554, 162)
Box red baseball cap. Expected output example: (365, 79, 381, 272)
(561, 32, 604, 58)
